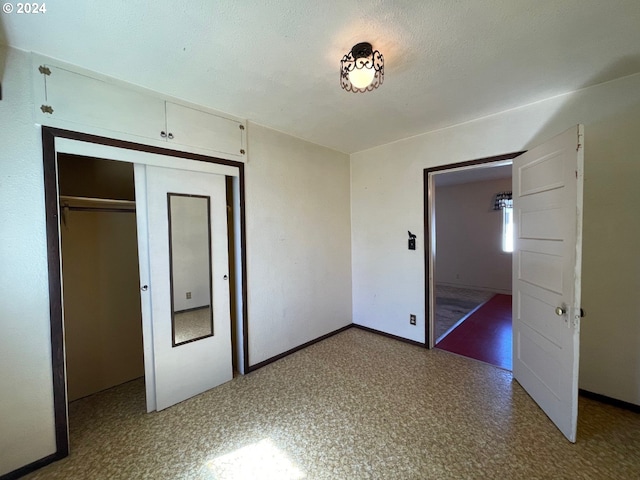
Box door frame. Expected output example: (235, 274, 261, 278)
(42, 126, 249, 460)
(423, 151, 524, 348)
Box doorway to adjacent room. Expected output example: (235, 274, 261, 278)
(425, 153, 520, 370)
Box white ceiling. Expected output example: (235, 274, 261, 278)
(2, 1, 640, 154)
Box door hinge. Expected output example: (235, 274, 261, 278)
(38, 65, 51, 76)
(577, 129, 583, 152)
(239, 125, 245, 130)
(40, 105, 54, 114)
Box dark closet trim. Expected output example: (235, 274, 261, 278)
(422, 151, 525, 348)
(42, 128, 68, 462)
(39, 126, 250, 471)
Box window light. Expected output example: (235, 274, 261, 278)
(503, 206, 514, 253)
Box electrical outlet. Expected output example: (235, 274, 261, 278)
(186, 292, 192, 299)
(409, 314, 416, 325)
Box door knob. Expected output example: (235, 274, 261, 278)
(223, 275, 228, 280)
(141, 285, 148, 291)
(555, 306, 566, 316)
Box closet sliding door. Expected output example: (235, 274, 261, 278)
(135, 164, 232, 411)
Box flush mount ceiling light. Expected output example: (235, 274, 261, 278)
(340, 42, 384, 93)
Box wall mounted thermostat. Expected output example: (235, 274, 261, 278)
(408, 231, 416, 250)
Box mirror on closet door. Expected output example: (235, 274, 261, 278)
(167, 193, 214, 346)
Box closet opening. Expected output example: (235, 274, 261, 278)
(57, 154, 146, 409)
(57, 155, 244, 408)
(44, 127, 249, 460)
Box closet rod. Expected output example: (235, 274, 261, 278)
(59, 195, 136, 214)
(62, 206, 136, 213)
(59, 195, 135, 207)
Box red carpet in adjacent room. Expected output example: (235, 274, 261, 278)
(436, 294, 512, 370)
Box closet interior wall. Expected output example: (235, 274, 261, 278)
(58, 154, 144, 401)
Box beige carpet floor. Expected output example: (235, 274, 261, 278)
(23, 328, 640, 479)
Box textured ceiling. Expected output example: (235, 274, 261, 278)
(2, 1, 640, 153)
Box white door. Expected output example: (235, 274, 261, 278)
(512, 125, 584, 442)
(136, 165, 232, 411)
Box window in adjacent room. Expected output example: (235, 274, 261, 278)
(502, 206, 514, 253)
(494, 191, 513, 253)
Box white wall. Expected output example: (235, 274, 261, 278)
(435, 177, 512, 293)
(0, 46, 57, 475)
(351, 72, 640, 406)
(245, 124, 353, 365)
(0, 46, 353, 475)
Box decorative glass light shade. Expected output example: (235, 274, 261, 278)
(340, 42, 384, 93)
